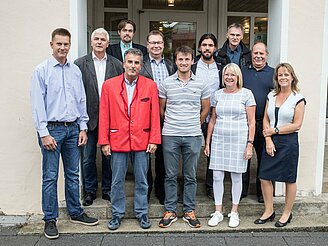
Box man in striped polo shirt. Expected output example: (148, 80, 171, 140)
(158, 46, 210, 228)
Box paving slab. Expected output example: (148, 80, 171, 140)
(35, 234, 104, 246)
(102, 234, 164, 246)
(0, 226, 18, 236)
(0, 235, 40, 246)
(225, 236, 288, 246)
(283, 236, 328, 246)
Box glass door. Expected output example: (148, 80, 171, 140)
(139, 10, 207, 60)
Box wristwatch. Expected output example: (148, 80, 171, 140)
(247, 140, 254, 145)
(275, 127, 279, 134)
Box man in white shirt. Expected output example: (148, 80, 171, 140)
(75, 28, 123, 206)
(191, 33, 221, 200)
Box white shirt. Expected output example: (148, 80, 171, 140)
(92, 52, 107, 96)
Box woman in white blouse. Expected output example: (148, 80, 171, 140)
(254, 63, 306, 227)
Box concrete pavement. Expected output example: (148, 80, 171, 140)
(1, 226, 328, 246)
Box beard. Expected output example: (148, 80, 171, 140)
(201, 52, 213, 61)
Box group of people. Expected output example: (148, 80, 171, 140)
(30, 19, 306, 240)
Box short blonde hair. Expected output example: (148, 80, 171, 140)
(222, 63, 243, 88)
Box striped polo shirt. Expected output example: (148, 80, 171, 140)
(158, 72, 211, 136)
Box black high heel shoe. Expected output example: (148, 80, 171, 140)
(274, 213, 292, 227)
(254, 212, 276, 224)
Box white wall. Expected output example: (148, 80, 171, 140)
(268, 0, 328, 195)
(0, 0, 70, 214)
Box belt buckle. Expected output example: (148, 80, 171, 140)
(64, 122, 69, 127)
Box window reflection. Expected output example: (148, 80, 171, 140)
(150, 21, 197, 60)
(104, 12, 128, 45)
(228, 0, 268, 12)
(254, 17, 268, 44)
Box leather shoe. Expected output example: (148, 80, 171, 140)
(206, 188, 214, 200)
(102, 192, 111, 202)
(275, 213, 292, 227)
(258, 195, 264, 203)
(254, 211, 276, 224)
(82, 192, 96, 206)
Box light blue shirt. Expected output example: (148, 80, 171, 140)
(30, 56, 89, 137)
(120, 41, 132, 61)
(124, 76, 137, 116)
(149, 55, 169, 86)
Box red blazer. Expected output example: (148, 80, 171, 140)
(98, 74, 161, 152)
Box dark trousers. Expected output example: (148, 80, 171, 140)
(202, 122, 213, 190)
(242, 120, 264, 197)
(147, 144, 165, 199)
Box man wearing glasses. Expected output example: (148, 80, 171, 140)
(140, 30, 176, 205)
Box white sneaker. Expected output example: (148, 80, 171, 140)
(208, 211, 224, 227)
(228, 211, 240, 228)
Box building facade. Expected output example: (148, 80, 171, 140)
(0, 0, 327, 215)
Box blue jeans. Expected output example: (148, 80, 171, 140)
(162, 135, 202, 213)
(38, 122, 83, 221)
(82, 127, 111, 194)
(111, 151, 149, 219)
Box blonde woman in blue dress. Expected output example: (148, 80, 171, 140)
(254, 63, 306, 227)
(204, 63, 256, 227)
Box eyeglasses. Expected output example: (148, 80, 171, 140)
(148, 41, 164, 45)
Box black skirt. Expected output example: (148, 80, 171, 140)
(259, 132, 299, 183)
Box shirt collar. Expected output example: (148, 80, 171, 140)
(92, 52, 107, 62)
(149, 54, 165, 64)
(120, 41, 132, 49)
(227, 44, 241, 54)
(198, 58, 216, 68)
(172, 71, 196, 81)
(50, 55, 70, 67)
(248, 63, 270, 72)
(124, 76, 138, 86)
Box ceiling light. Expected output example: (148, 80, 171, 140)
(168, 0, 174, 7)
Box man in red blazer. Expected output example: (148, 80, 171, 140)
(98, 48, 161, 230)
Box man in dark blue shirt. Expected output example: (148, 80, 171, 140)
(242, 41, 274, 203)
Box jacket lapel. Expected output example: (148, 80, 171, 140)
(86, 54, 99, 96)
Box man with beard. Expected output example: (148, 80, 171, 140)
(241, 41, 274, 203)
(191, 33, 221, 200)
(107, 19, 147, 62)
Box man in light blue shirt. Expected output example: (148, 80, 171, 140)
(30, 28, 98, 240)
